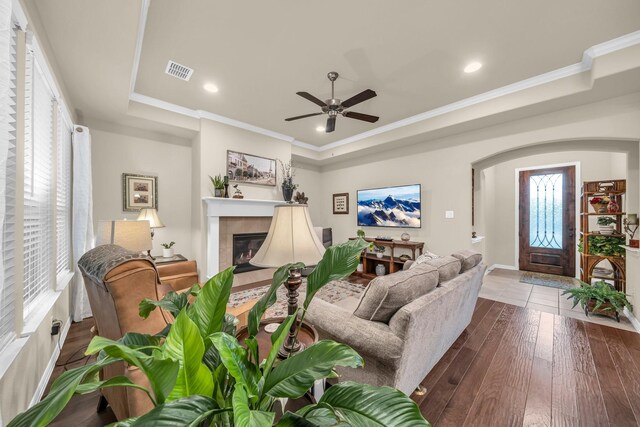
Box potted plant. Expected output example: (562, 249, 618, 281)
(373, 244, 386, 259)
(590, 196, 610, 213)
(9, 239, 430, 427)
(578, 235, 625, 257)
(562, 280, 633, 322)
(277, 159, 298, 202)
(209, 174, 225, 197)
(161, 241, 175, 258)
(597, 216, 616, 235)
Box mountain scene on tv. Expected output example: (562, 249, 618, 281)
(357, 184, 421, 228)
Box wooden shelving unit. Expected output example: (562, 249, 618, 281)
(349, 237, 424, 280)
(580, 179, 626, 292)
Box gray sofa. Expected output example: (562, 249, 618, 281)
(306, 250, 485, 395)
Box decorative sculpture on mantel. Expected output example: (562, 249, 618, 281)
(294, 191, 308, 204)
(232, 184, 244, 199)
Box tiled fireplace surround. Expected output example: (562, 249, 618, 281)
(203, 198, 281, 287)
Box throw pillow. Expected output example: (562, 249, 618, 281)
(451, 249, 483, 273)
(423, 256, 462, 283)
(353, 263, 439, 323)
(409, 251, 441, 270)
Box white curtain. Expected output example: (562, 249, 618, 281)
(71, 125, 94, 321)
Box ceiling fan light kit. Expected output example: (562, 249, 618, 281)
(285, 71, 379, 133)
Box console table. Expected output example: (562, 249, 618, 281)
(349, 237, 424, 279)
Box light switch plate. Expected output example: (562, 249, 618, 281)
(445, 210, 455, 219)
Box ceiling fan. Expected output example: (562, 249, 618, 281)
(285, 71, 379, 133)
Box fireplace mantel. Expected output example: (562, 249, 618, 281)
(202, 197, 282, 278)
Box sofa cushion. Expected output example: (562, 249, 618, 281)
(423, 256, 461, 283)
(408, 251, 440, 270)
(353, 263, 439, 323)
(451, 249, 483, 273)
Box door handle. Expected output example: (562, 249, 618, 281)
(568, 227, 575, 238)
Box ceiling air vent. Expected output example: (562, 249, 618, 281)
(165, 60, 194, 81)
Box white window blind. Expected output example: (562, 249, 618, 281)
(56, 111, 71, 276)
(23, 51, 55, 311)
(0, 22, 18, 351)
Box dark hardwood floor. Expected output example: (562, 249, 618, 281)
(42, 297, 640, 426)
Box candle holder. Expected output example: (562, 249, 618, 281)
(624, 215, 639, 248)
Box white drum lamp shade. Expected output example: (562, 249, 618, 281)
(250, 204, 325, 268)
(137, 208, 165, 229)
(96, 220, 152, 253)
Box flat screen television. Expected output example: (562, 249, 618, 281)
(357, 184, 421, 228)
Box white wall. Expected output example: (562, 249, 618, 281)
(91, 128, 193, 258)
(478, 151, 627, 268)
(292, 164, 324, 226)
(190, 119, 292, 274)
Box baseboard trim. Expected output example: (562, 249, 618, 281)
(488, 264, 518, 272)
(624, 307, 640, 333)
(29, 317, 72, 407)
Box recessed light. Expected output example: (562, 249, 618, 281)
(316, 125, 325, 132)
(203, 83, 219, 93)
(464, 61, 482, 73)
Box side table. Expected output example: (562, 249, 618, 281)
(154, 254, 188, 264)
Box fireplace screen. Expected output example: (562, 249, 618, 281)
(232, 232, 267, 273)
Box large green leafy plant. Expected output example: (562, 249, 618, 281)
(9, 239, 430, 427)
(577, 235, 625, 257)
(562, 280, 633, 314)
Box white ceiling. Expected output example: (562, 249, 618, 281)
(29, 0, 640, 148)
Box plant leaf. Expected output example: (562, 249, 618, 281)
(315, 381, 431, 427)
(276, 411, 322, 426)
(139, 290, 189, 319)
(263, 340, 363, 399)
(262, 314, 297, 380)
(209, 332, 259, 397)
(86, 336, 179, 404)
(163, 311, 214, 400)
(248, 262, 305, 337)
(74, 375, 152, 400)
(127, 395, 225, 426)
(191, 266, 235, 339)
(233, 384, 275, 427)
(304, 239, 369, 309)
(7, 358, 115, 427)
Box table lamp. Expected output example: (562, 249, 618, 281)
(250, 203, 325, 357)
(137, 208, 165, 257)
(95, 220, 152, 254)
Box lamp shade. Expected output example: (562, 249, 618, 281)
(137, 208, 165, 228)
(96, 220, 152, 253)
(250, 204, 325, 267)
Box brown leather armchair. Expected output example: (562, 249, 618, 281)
(156, 260, 199, 291)
(78, 245, 171, 419)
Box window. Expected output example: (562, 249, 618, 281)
(0, 21, 19, 351)
(23, 50, 55, 311)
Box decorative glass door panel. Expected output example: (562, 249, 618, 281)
(529, 173, 563, 249)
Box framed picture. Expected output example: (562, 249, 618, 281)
(227, 150, 276, 186)
(122, 173, 158, 212)
(333, 193, 349, 214)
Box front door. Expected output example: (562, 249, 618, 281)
(519, 166, 575, 276)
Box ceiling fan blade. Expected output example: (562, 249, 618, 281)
(284, 112, 323, 121)
(296, 91, 327, 108)
(326, 116, 336, 133)
(343, 111, 379, 123)
(341, 89, 377, 109)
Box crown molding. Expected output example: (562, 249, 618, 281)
(128, 7, 640, 154)
(129, 0, 149, 95)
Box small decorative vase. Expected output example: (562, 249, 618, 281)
(401, 232, 410, 242)
(356, 263, 363, 273)
(224, 183, 229, 198)
(282, 185, 294, 202)
(376, 252, 384, 259)
(608, 199, 619, 213)
(214, 189, 222, 197)
(598, 225, 614, 235)
(162, 248, 174, 258)
(630, 239, 640, 248)
(375, 264, 386, 276)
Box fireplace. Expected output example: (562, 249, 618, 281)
(232, 232, 267, 273)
